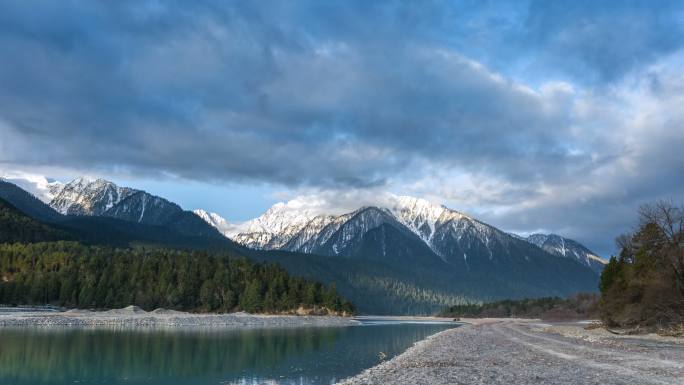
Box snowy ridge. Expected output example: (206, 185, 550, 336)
(204, 194, 512, 260)
(526, 233, 607, 273)
(193, 209, 244, 238)
(322, 207, 400, 255)
(104, 191, 181, 224)
(389, 196, 466, 243)
(194, 209, 229, 230)
(225, 194, 475, 253)
(45, 177, 193, 227)
(49, 177, 138, 216)
(194, 194, 603, 274)
(283, 213, 352, 253)
(229, 200, 333, 249)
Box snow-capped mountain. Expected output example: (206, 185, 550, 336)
(228, 196, 467, 253)
(526, 233, 606, 273)
(50, 177, 138, 216)
(105, 191, 183, 226)
(389, 195, 468, 244)
(0, 174, 602, 313)
(197, 195, 601, 305)
(41, 177, 223, 238)
(192, 209, 243, 237)
(198, 195, 603, 276)
(282, 213, 352, 254)
(48, 177, 181, 225)
(194, 209, 229, 230)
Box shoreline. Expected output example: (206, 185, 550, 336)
(0, 306, 357, 329)
(335, 319, 684, 385)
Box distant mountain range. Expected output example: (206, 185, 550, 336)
(0, 175, 605, 314)
(0, 178, 232, 248)
(196, 195, 606, 274)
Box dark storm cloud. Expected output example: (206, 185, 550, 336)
(1, 0, 683, 255)
(0, 0, 587, 184)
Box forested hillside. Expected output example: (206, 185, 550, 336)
(0, 195, 353, 315)
(0, 242, 353, 315)
(0, 198, 71, 243)
(0, 180, 62, 222)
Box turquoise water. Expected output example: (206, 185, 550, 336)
(0, 320, 455, 385)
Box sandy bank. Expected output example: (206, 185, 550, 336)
(0, 306, 357, 328)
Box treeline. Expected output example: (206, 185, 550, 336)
(0, 242, 354, 315)
(439, 293, 599, 320)
(599, 201, 684, 332)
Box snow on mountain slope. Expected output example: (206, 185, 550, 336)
(192, 209, 244, 237)
(283, 213, 352, 253)
(230, 200, 332, 249)
(42, 177, 225, 239)
(220, 194, 535, 266)
(316, 207, 399, 255)
(50, 177, 138, 215)
(224, 195, 452, 251)
(526, 233, 606, 273)
(193, 193, 604, 275)
(194, 209, 229, 230)
(388, 196, 467, 242)
(385, 195, 498, 259)
(104, 191, 183, 225)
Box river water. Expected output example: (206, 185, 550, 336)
(0, 318, 456, 385)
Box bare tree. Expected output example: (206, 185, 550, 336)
(638, 200, 684, 297)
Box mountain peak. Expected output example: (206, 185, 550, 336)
(50, 177, 138, 216)
(220, 194, 478, 256)
(242, 199, 327, 236)
(194, 209, 230, 230)
(387, 195, 470, 245)
(526, 233, 606, 273)
(390, 195, 471, 223)
(71, 176, 94, 184)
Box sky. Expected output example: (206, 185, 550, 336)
(1, 0, 683, 257)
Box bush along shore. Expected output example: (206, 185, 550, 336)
(0, 242, 354, 316)
(440, 201, 684, 337)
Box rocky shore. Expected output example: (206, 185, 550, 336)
(0, 306, 357, 328)
(336, 319, 684, 385)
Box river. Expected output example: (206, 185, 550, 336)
(0, 318, 457, 385)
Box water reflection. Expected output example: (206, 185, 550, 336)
(0, 322, 455, 385)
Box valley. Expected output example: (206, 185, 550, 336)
(1, 176, 604, 314)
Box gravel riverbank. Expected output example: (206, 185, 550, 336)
(0, 306, 356, 328)
(336, 319, 684, 385)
